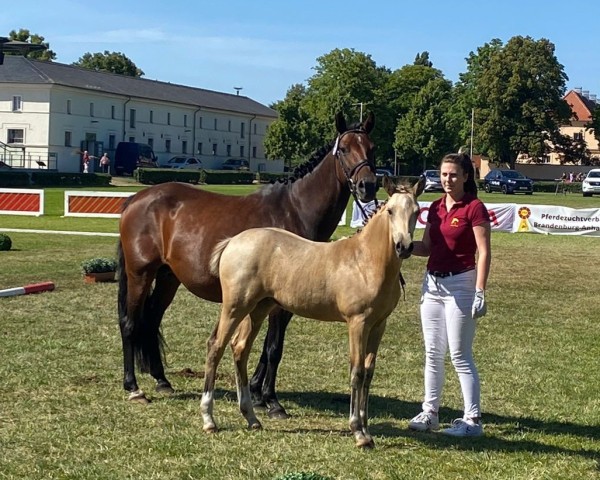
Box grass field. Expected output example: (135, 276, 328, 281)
(1, 184, 599, 479)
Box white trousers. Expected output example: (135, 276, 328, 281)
(419, 269, 480, 418)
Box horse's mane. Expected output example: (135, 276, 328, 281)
(271, 121, 365, 186)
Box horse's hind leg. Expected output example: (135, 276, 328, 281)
(249, 307, 293, 419)
(145, 266, 181, 394)
(232, 301, 272, 430)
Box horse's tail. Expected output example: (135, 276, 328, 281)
(209, 238, 232, 277)
(118, 237, 167, 373)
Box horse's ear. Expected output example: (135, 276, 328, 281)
(362, 112, 375, 134)
(413, 175, 426, 197)
(335, 112, 347, 133)
(383, 175, 397, 197)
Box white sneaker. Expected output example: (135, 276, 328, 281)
(441, 418, 484, 437)
(408, 411, 439, 432)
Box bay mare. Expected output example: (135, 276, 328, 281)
(117, 112, 378, 413)
(202, 176, 425, 448)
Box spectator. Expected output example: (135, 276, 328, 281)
(100, 153, 110, 173)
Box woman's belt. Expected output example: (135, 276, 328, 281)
(428, 267, 475, 278)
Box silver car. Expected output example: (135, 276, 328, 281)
(582, 169, 600, 197)
(161, 156, 203, 170)
(423, 170, 442, 192)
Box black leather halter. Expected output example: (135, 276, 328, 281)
(332, 128, 378, 219)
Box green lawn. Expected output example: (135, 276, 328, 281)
(0, 185, 599, 479)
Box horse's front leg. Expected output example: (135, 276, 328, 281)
(347, 320, 373, 448)
(250, 307, 293, 419)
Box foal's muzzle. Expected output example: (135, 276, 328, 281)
(395, 241, 414, 259)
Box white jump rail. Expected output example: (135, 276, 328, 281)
(64, 191, 135, 218)
(0, 188, 44, 216)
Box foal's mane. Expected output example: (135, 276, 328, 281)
(354, 183, 413, 234)
(272, 121, 365, 186)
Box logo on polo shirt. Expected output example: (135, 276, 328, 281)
(450, 217, 460, 227)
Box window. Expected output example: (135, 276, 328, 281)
(64, 131, 72, 147)
(167, 112, 171, 125)
(199, 117, 203, 129)
(148, 137, 154, 149)
(240, 146, 244, 158)
(182, 140, 188, 154)
(130, 109, 136, 128)
(574, 131, 583, 141)
(228, 120, 231, 132)
(184, 114, 188, 127)
(252, 146, 257, 158)
(150, 110, 154, 123)
(128, 136, 135, 143)
(241, 122, 245, 139)
(109, 134, 116, 150)
(214, 118, 218, 130)
(197, 142, 202, 155)
(165, 139, 171, 152)
(90, 102, 94, 117)
(67, 99, 71, 115)
(111, 105, 116, 119)
(212, 143, 218, 155)
(254, 123, 257, 135)
(226, 144, 232, 156)
(12, 96, 22, 112)
(7, 129, 24, 144)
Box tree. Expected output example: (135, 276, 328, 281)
(264, 84, 319, 168)
(467, 36, 570, 168)
(394, 77, 457, 174)
(72, 51, 144, 77)
(6, 28, 55, 61)
(413, 51, 433, 67)
(302, 48, 390, 154)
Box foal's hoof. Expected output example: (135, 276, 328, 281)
(356, 437, 375, 449)
(267, 406, 291, 420)
(203, 424, 218, 434)
(128, 389, 150, 404)
(249, 421, 263, 431)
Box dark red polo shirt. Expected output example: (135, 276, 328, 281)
(426, 193, 490, 273)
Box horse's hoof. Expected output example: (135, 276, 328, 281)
(155, 384, 175, 394)
(249, 421, 263, 431)
(267, 406, 290, 420)
(203, 425, 218, 434)
(128, 390, 150, 404)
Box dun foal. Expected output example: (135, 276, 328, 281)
(202, 176, 425, 448)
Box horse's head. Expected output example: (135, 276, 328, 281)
(382, 175, 425, 259)
(333, 112, 378, 202)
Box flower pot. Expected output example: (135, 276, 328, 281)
(84, 271, 116, 283)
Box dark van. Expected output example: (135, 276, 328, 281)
(114, 142, 158, 175)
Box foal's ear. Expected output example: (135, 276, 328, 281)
(383, 175, 397, 197)
(335, 112, 347, 133)
(413, 175, 426, 197)
(362, 112, 375, 134)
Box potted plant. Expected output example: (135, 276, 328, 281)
(81, 257, 117, 283)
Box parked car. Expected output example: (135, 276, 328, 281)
(161, 156, 203, 170)
(221, 158, 250, 171)
(376, 168, 392, 178)
(582, 168, 600, 197)
(483, 169, 533, 195)
(423, 169, 443, 192)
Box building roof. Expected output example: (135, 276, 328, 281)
(0, 56, 277, 118)
(564, 89, 597, 123)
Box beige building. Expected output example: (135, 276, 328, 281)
(0, 56, 279, 173)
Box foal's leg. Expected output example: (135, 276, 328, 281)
(201, 306, 249, 433)
(231, 301, 273, 430)
(145, 266, 181, 394)
(347, 319, 372, 448)
(249, 307, 293, 419)
(360, 318, 387, 446)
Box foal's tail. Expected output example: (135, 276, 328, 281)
(209, 238, 232, 277)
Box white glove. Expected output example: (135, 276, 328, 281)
(471, 288, 487, 319)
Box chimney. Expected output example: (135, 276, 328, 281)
(583, 90, 590, 98)
(590, 94, 597, 103)
(575, 87, 583, 94)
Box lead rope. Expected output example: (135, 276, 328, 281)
(399, 271, 406, 301)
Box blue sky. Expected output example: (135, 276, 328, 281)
(3, 1, 599, 107)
